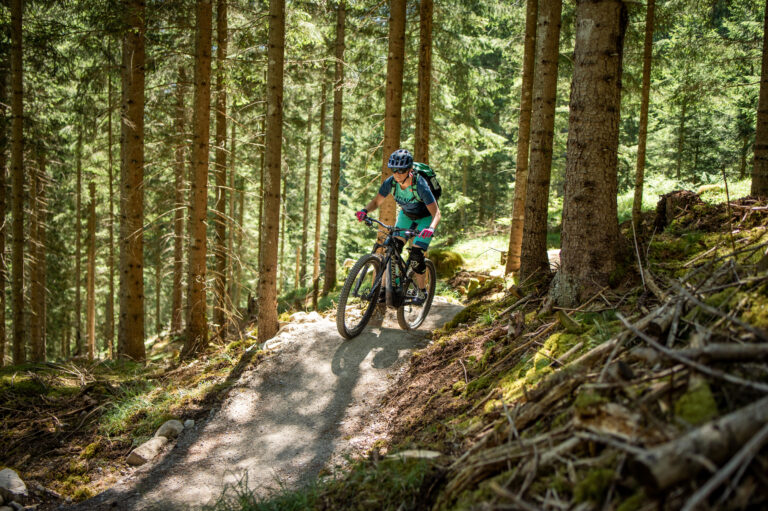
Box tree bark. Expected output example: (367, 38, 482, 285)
(313, 82, 327, 310)
(753, 0, 768, 197)
(632, 0, 655, 228)
(171, 67, 187, 333)
(414, 0, 433, 163)
(676, 99, 686, 181)
(155, 254, 161, 335)
(300, 101, 312, 288)
(0, 55, 9, 367)
(257, 0, 285, 342)
(75, 127, 83, 355)
(631, 395, 768, 492)
(235, 172, 244, 309)
(279, 173, 287, 294)
(118, 0, 147, 362)
(555, 0, 627, 307)
(183, 0, 213, 357)
(106, 44, 115, 358)
(518, 0, 562, 283)
(323, 0, 346, 296)
(505, 0, 538, 275)
(10, 0, 25, 364)
(228, 120, 237, 307)
(29, 159, 41, 361)
(213, 0, 228, 328)
(87, 181, 96, 360)
(258, 117, 265, 272)
(378, 0, 406, 234)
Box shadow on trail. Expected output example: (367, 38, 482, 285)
(70, 301, 462, 510)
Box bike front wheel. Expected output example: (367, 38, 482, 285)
(336, 254, 382, 339)
(397, 259, 436, 331)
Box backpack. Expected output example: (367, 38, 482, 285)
(411, 162, 443, 202)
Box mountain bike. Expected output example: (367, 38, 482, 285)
(336, 217, 437, 340)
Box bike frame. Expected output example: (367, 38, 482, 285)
(364, 218, 421, 308)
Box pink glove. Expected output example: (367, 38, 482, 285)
(356, 209, 368, 222)
(419, 228, 434, 239)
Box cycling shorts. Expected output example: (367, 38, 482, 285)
(395, 210, 434, 250)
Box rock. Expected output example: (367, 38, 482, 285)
(387, 450, 443, 460)
(155, 419, 184, 439)
(126, 437, 168, 466)
(184, 419, 195, 429)
(8, 502, 22, 511)
(0, 469, 27, 503)
(0, 506, 10, 511)
(289, 311, 322, 323)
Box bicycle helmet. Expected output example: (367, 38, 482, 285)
(388, 149, 413, 170)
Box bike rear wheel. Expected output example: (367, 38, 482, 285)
(336, 254, 382, 339)
(396, 259, 436, 331)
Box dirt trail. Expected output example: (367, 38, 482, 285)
(71, 300, 462, 510)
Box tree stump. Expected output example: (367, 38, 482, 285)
(654, 190, 702, 231)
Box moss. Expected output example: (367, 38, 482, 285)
(704, 288, 737, 310)
(466, 374, 493, 395)
(617, 489, 647, 511)
(574, 390, 608, 412)
(468, 277, 504, 300)
(573, 468, 614, 504)
(452, 380, 467, 395)
(72, 487, 94, 501)
(675, 380, 718, 426)
(80, 442, 100, 459)
(442, 301, 487, 330)
(742, 294, 768, 330)
(428, 248, 465, 278)
(68, 459, 88, 475)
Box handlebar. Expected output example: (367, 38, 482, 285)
(364, 217, 423, 239)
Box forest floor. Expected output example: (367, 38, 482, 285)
(201, 192, 768, 511)
(0, 296, 462, 509)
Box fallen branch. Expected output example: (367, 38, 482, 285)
(630, 395, 768, 492)
(681, 421, 768, 511)
(675, 343, 768, 363)
(616, 312, 768, 393)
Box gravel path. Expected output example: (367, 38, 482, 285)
(70, 300, 462, 510)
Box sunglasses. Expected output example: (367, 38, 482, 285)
(392, 168, 410, 174)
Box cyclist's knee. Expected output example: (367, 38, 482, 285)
(407, 246, 426, 274)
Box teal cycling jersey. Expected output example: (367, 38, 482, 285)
(378, 174, 436, 220)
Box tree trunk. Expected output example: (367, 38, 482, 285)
(155, 254, 162, 335)
(213, 0, 228, 328)
(505, 0, 538, 275)
(294, 244, 300, 292)
(10, 0, 25, 364)
(279, 173, 287, 294)
(106, 45, 115, 358)
(518, 0, 562, 283)
(632, 0, 655, 228)
(554, 0, 627, 307)
(461, 153, 468, 226)
(258, 117, 265, 272)
(740, 135, 749, 180)
(75, 127, 83, 355)
(313, 82, 327, 310)
(753, 0, 768, 197)
(183, 0, 213, 357)
(0, 56, 8, 367)
(29, 159, 41, 361)
(118, 0, 147, 362)
(323, 0, 346, 296)
(300, 101, 312, 288)
(676, 100, 686, 181)
(87, 181, 96, 360)
(235, 173, 244, 310)
(378, 0, 406, 233)
(414, 0, 433, 163)
(38, 164, 47, 359)
(228, 120, 237, 307)
(171, 66, 186, 333)
(257, 0, 285, 342)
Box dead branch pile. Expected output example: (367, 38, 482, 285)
(435, 209, 768, 509)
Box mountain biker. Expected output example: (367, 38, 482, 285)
(355, 148, 442, 305)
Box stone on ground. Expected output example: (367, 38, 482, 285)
(126, 437, 169, 466)
(0, 469, 27, 503)
(155, 419, 184, 439)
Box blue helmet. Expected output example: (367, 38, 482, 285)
(388, 149, 413, 170)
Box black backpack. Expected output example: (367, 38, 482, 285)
(411, 162, 442, 202)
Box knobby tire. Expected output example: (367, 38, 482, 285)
(336, 254, 382, 339)
(397, 259, 436, 331)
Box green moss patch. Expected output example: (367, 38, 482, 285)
(675, 380, 718, 426)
